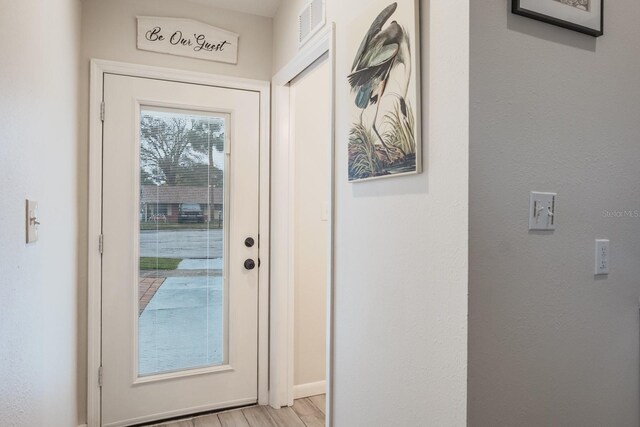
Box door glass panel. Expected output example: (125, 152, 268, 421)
(137, 106, 228, 377)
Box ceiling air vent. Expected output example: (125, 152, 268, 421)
(298, 0, 325, 47)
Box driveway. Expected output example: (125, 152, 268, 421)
(140, 229, 224, 259)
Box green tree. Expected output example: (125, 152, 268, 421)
(190, 118, 225, 187)
(140, 114, 222, 186)
(140, 169, 156, 185)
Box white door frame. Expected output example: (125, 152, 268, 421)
(269, 25, 336, 427)
(87, 59, 271, 427)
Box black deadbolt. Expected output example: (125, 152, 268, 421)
(245, 237, 255, 248)
(244, 259, 256, 270)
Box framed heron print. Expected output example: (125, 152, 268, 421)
(512, 0, 603, 37)
(347, 0, 421, 182)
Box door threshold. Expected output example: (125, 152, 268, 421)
(130, 401, 258, 427)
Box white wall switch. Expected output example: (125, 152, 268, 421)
(26, 200, 39, 243)
(595, 239, 610, 275)
(529, 192, 557, 231)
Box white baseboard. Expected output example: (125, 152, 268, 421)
(78, 424, 88, 427)
(293, 380, 326, 399)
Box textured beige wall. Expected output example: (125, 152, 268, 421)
(77, 1, 273, 422)
(272, 0, 306, 74)
(0, 0, 81, 425)
(273, 0, 470, 425)
(80, 0, 273, 80)
(469, 1, 640, 426)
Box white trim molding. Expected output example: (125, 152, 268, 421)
(87, 59, 270, 427)
(269, 24, 336, 427)
(293, 381, 327, 400)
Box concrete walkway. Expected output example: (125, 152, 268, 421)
(178, 258, 223, 270)
(138, 228, 227, 376)
(138, 276, 224, 376)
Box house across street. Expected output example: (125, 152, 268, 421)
(140, 184, 224, 224)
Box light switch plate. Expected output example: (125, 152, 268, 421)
(595, 239, 610, 275)
(26, 200, 39, 243)
(529, 192, 557, 231)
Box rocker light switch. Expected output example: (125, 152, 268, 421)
(595, 239, 610, 275)
(529, 192, 556, 231)
(26, 200, 39, 243)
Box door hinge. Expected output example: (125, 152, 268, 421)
(98, 234, 104, 255)
(100, 101, 105, 121)
(98, 366, 103, 387)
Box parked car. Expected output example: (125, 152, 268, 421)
(178, 203, 205, 223)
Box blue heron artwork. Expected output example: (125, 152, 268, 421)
(347, 0, 421, 181)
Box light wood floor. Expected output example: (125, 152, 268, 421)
(147, 395, 326, 427)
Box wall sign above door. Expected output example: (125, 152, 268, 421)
(137, 16, 239, 64)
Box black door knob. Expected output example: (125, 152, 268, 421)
(244, 259, 256, 270)
(245, 237, 255, 248)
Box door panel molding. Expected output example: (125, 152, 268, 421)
(88, 59, 270, 427)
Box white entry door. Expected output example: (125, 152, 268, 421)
(101, 74, 260, 426)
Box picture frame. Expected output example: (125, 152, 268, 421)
(512, 0, 603, 37)
(346, 0, 422, 182)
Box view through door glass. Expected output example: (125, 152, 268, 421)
(138, 106, 228, 377)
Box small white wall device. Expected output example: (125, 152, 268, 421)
(595, 239, 610, 276)
(529, 191, 557, 231)
(26, 199, 39, 243)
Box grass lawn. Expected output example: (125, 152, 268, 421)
(140, 257, 182, 270)
(140, 222, 223, 231)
